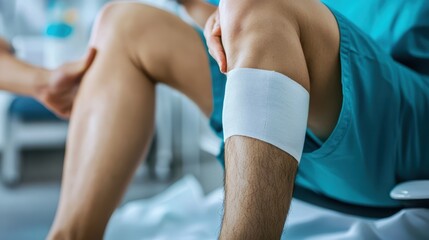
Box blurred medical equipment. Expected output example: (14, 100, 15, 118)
(44, 0, 86, 68)
(1, 96, 68, 185)
(0, 14, 4, 38)
(391, 180, 429, 207)
(154, 84, 220, 180)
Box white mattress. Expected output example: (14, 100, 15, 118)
(105, 176, 429, 240)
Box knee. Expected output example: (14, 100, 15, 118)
(219, 0, 303, 70)
(90, 2, 158, 48)
(220, 0, 302, 40)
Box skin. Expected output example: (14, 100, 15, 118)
(206, 0, 341, 238)
(0, 38, 96, 118)
(48, 2, 214, 239)
(47, 0, 342, 239)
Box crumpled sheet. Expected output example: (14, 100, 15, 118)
(105, 176, 429, 240)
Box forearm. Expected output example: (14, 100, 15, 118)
(220, 136, 297, 239)
(0, 51, 48, 97)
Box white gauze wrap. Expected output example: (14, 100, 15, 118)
(223, 68, 310, 162)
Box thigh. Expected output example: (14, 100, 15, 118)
(134, 3, 214, 116)
(299, 0, 343, 140)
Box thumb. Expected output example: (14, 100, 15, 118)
(79, 47, 97, 73)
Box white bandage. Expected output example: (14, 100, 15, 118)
(223, 68, 310, 162)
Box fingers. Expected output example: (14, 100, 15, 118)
(80, 48, 97, 73)
(43, 95, 73, 120)
(204, 10, 227, 73)
(0, 38, 12, 53)
(211, 23, 227, 73)
(60, 109, 72, 119)
(56, 110, 71, 120)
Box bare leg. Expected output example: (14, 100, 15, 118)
(48, 3, 214, 239)
(219, 0, 342, 238)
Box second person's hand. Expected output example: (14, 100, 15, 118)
(36, 48, 97, 119)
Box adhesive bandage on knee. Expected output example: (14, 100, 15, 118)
(223, 68, 310, 162)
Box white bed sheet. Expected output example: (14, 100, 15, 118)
(105, 176, 429, 240)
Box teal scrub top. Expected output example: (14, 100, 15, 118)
(322, 0, 429, 76)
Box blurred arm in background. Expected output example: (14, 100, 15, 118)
(0, 38, 96, 118)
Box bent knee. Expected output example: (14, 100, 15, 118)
(220, 0, 301, 39)
(220, 1, 303, 65)
(221, 0, 305, 41)
(220, 1, 310, 86)
(90, 3, 168, 48)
